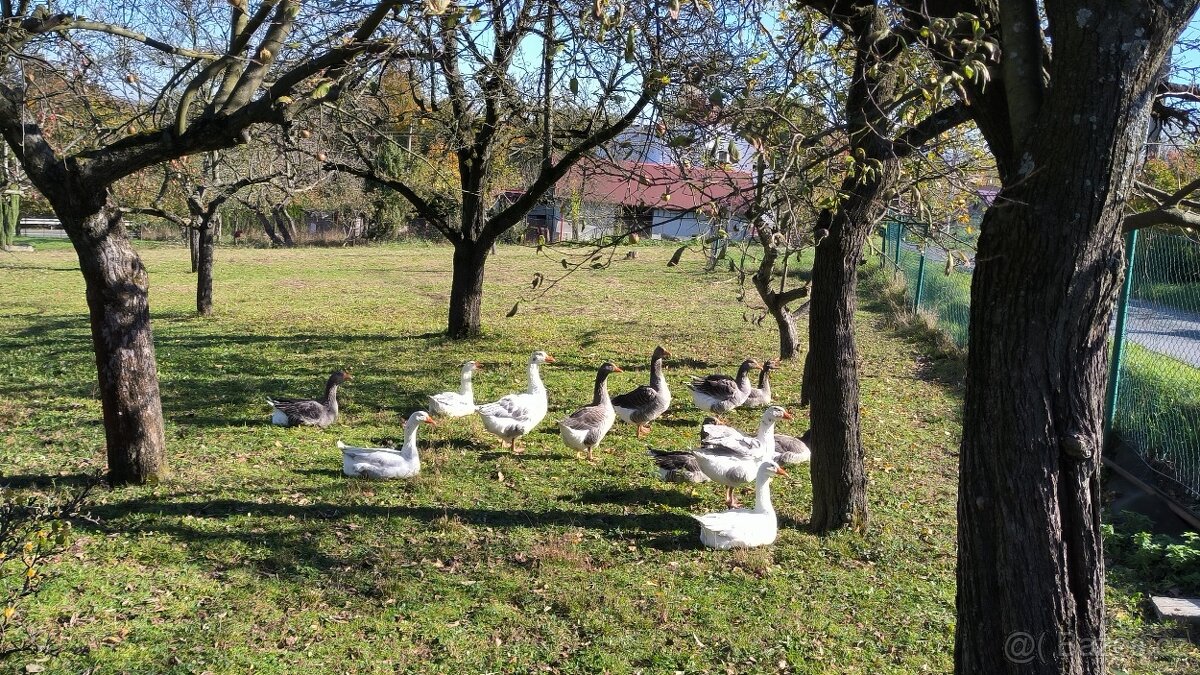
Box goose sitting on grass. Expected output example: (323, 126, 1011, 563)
(267, 370, 351, 428)
(338, 411, 436, 479)
(611, 345, 672, 438)
(692, 460, 787, 549)
(774, 428, 812, 465)
(428, 360, 483, 418)
(476, 351, 554, 452)
(686, 358, 761, 420)
(558, 361, 622, 461)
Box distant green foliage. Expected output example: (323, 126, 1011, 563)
(1136, 228, 1200, 289)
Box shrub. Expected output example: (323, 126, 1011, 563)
(0, 485, 91, 661)
(1102, 512, 1200, 595)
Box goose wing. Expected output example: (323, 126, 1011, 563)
(477, 393, 533, 422)
(611, 385, 659, 411)
(698, 433, 760, 459)
(267, 396, 325, 422)
(773, 433, 811, 464)
(648, 449, 699, 472)
(687, 374, 740, 399)
(691, 509, 758, 535)
(560, 403, 608, 430)
(700, 422, 744, 444)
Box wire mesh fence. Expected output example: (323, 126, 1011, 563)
(1109, 228, 1200, 501)
(878, 219, 1200, 502)
(879, 218, 974, 348)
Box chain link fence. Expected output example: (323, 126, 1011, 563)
(1108, 228, 1200, 501)
(879, 219, 1200, 502)
(879, 218, 974, 348)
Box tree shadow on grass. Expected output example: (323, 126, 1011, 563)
(655, 417, 701, 429)
(82, 491, 699, 585)
(0, 473, 102, 490)
(291, 467, 343, 479)
(572, 485, 702, 509)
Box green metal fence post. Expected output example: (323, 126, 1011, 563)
(880, 221, 888, 268)
(1104, 230, 1139, 440)
(912, 222, 929, 312)
(892, 221, 902, 270)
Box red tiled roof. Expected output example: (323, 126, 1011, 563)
(561, 158, 754, 215)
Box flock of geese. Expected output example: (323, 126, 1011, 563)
(265, 347, 811, 549)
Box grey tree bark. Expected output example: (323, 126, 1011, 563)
(901, 2, 1200, 672)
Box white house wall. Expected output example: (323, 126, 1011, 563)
(651, 210, 749, 241)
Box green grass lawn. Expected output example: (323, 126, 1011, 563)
(1, 239, 1196, 673)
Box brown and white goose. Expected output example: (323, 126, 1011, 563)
(267, 370, 351, 428)
(686, 358, 761, 418)
(611, 345, 671, 437)
(648, 415, 723, 483)
(558, 361, 623, 461)
(743, 360, 779, 408)
(647, 448, 709, 483)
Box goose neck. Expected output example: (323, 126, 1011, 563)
(757, 368, 771, 391)
(756, 418, 777, 442)
(736, 365, 754, 391)
(753, 475, 775, 514)
(459, 372, 474, 397)
(649, 355, 664, 388)
(402, 420, 422, 454)
(592, 371, 611, 407)
(526, 362, 545, 394)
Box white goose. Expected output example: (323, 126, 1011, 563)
(692, 460, 787, 549)
(706, 418, 811, 466)
(338, 411, 436, 479)
(428, 360, 483, 418)
(693, 405, 793, 507)
(476, 351, 554, 452)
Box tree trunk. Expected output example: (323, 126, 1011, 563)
(951, 5, 1196, 673)
(752, 242, 804, 361)
(61, 200, 167, 485)
(769, 302, 801, 359)
(806, 207, 872, 532)
(273, 205, 297, 246)
(447, 238, 490, 339)
(196, 218, 215, 316)
(806, 6, 899, 533)
(188, 225, 199, 273)
(253, 207, 284, 246)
